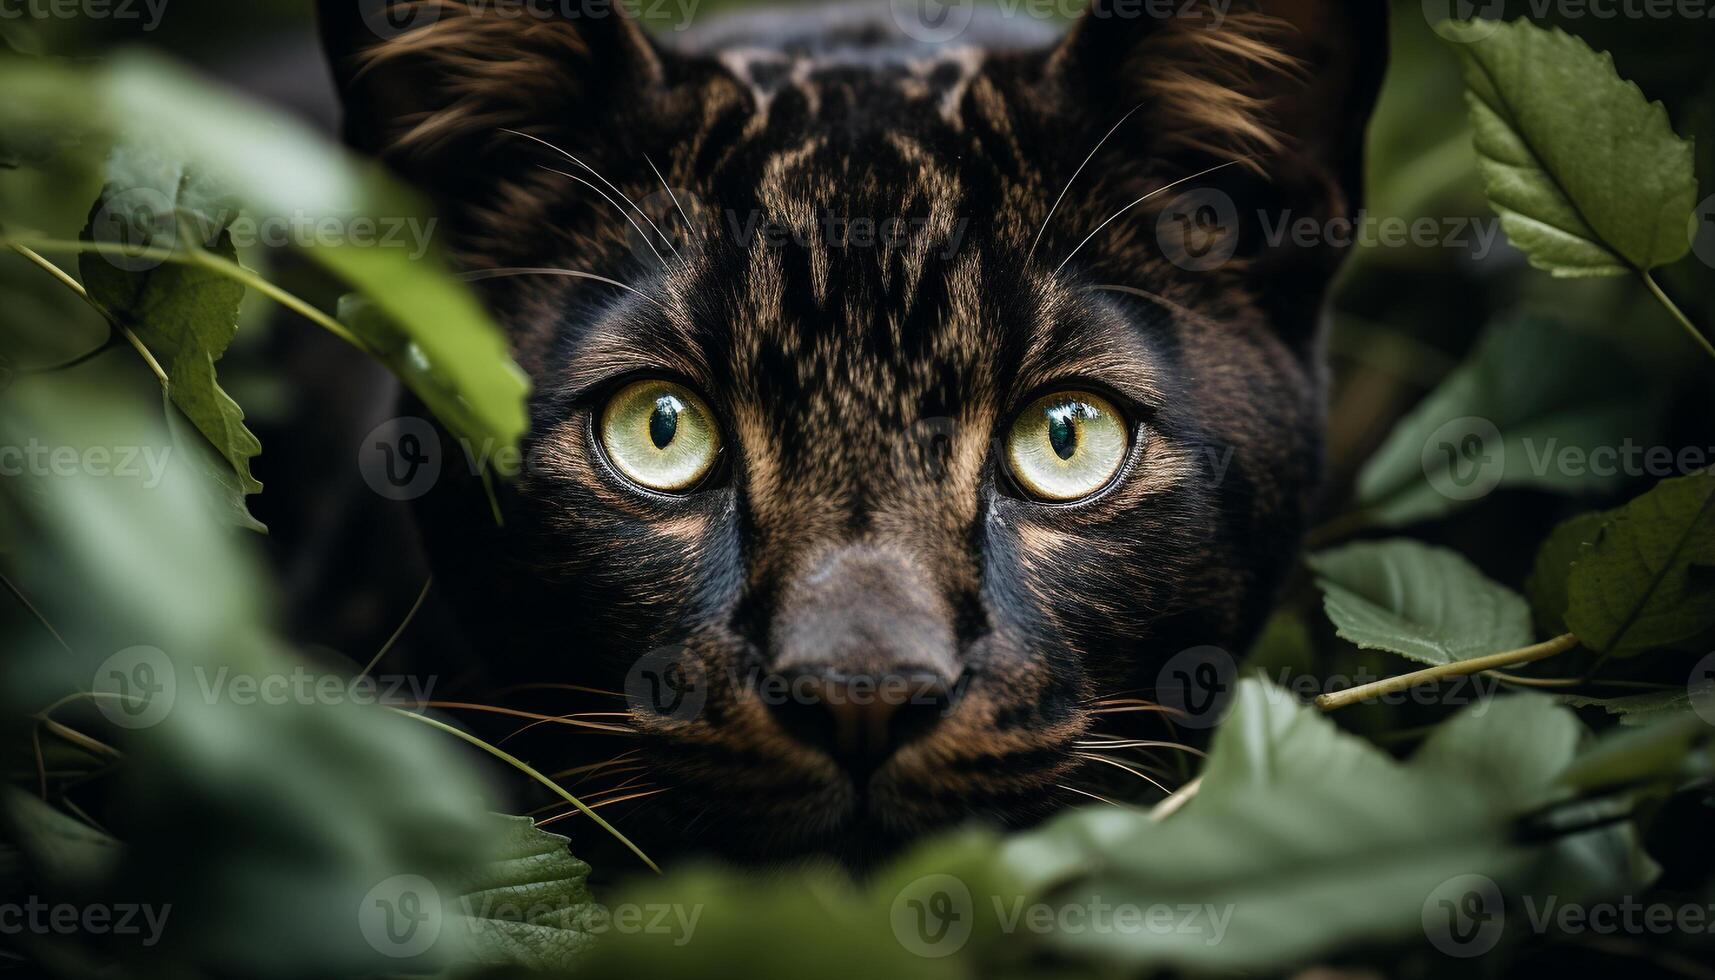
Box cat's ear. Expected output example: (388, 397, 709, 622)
(316, 0, 672, 193)
(1040, 1, 1387, 339)
(1045, 0, 1386, 204)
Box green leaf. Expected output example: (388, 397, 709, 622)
(0, 52, 529, 457)
(1309, 539, 1534, 667)
(449, 814, 604, 970)
(1443, 19, 1697, 276)
(339, 294, 495, 456)
(1354, 318, 1655, 528)
(1563, 688, 1697, 725)
(161, 388, 267, 533)
(1565, 471, 1715, 655)
(1528, 510, 1607, 637)
(1557, 711, 1712, 790)
(77, 145, 262, 524)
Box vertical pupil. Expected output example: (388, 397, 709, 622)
(649, 394, 681, 449)
(1047, 405, 1080, 460)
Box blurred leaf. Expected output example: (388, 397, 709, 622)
(584, 683, 1646, 976)
(339, 293, 496, 456)
(1557, 712, 1713, 790)
(1354, 318, 1655, 527)
(1444, 19, 1696, 276)
(0, 378, 496, 977)
(1309, 539, 1533, 667)
(450, 814, 603, 970)
(0, 52, 529, 457)
(1565, 471, 1715, 656)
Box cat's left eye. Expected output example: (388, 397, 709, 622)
(598, 379, 722, 493)
(1004, 390, 1130, 502)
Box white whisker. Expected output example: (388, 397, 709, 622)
(1053, 159, 1244, 278)
(502, 128, 682, 264)
(1027, 103, 1143, 265)
(538, 165, 671, 270)
(645, 152, 697, 244)
(459, 267, 662, 307)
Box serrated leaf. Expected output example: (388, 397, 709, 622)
(161, 389, 266, 533)
(1309, 539, 1534, 667)
(1565, 471, 1715, 655)
(77, 146, 262, 527)
(449, 814, 603, 969)
(1355, 318, 1655, 528)
(1443, 19, 1697, 276)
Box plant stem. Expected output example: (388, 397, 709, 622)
(1642, 271, 1715, 362)
(1315, 632, 1580, 711)
(3, 237, 367, 353)
(391, 708, 661, 874)
(6, 242, 168, 386)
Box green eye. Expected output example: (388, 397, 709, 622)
(599, 379, 721, 492)
(1005, 391, 1130, 501)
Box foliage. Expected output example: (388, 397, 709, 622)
(2, 6, 1713, 980)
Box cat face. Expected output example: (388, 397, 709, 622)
(322, 0, 1386, 863)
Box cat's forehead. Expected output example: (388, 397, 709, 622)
(713, 44, 985, 130)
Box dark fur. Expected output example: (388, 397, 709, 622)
(319, 0, 1387, 865)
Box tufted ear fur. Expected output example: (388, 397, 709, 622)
(316, 0, 705, 268)
(1041, 0, 1389, 344)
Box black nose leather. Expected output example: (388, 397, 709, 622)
(764, 668, 953, 775)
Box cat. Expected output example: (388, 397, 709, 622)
(318, 0, 1387, 866)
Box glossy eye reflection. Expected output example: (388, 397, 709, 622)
(1005, 391, 1130, 501)
(599, 379, 721, 492)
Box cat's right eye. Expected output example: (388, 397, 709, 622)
(598, 379, 722, 493)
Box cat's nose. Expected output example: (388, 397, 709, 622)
(763, 668, 954, 775)
(763, 542, 965, 776)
